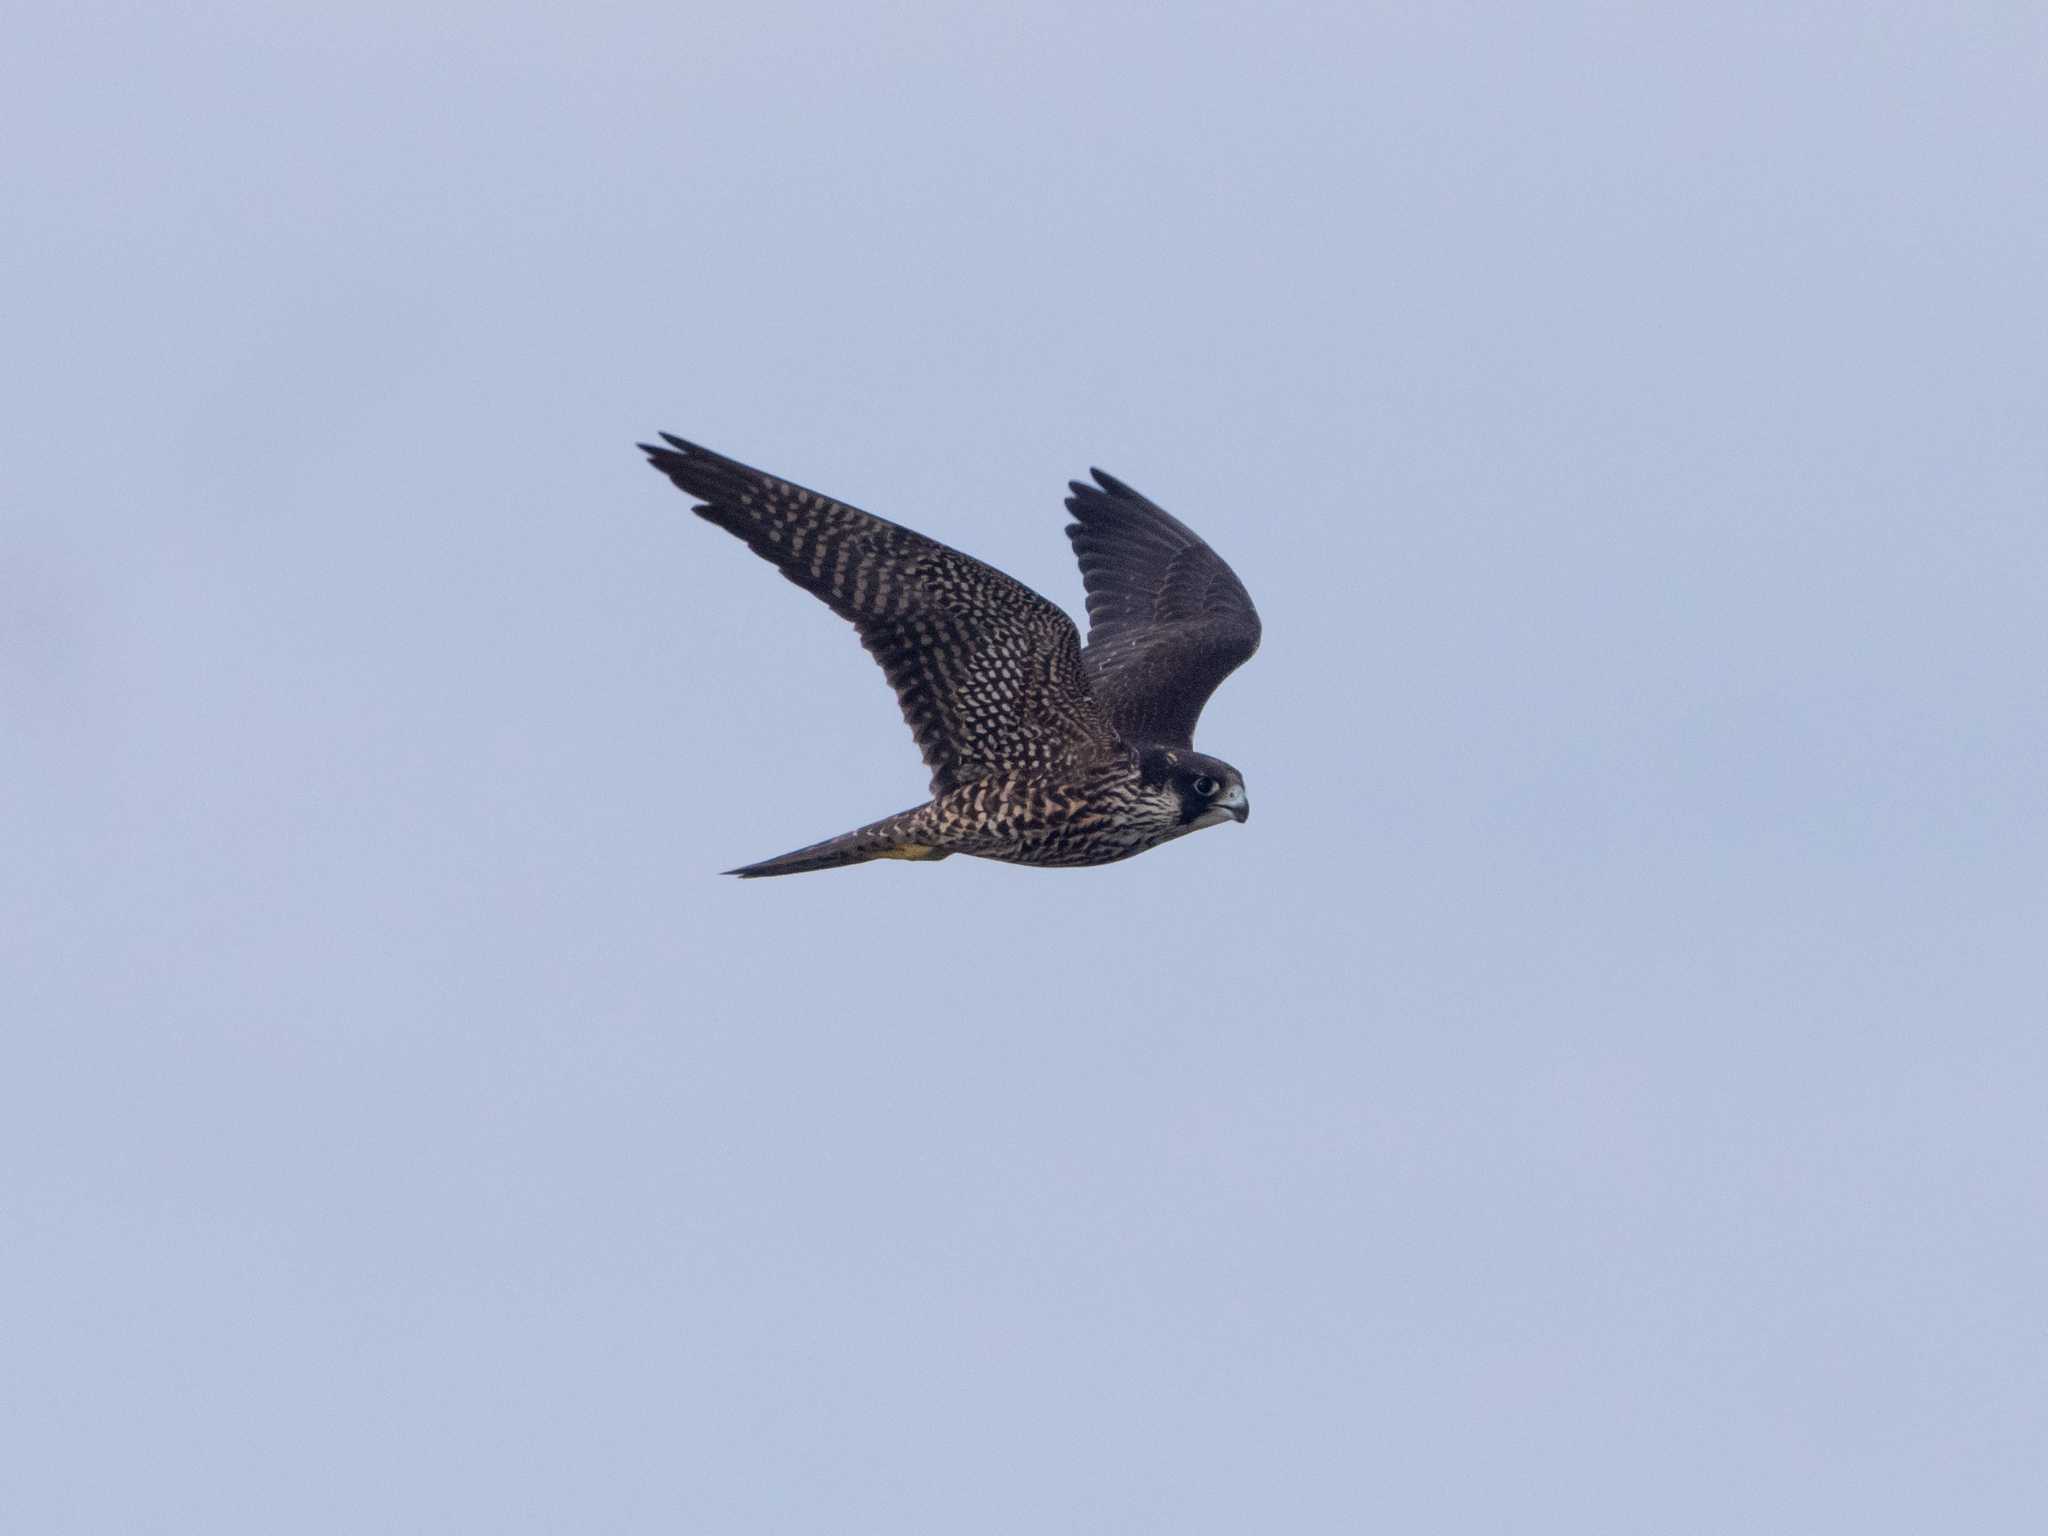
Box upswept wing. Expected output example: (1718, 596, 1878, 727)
(643, 435, 1117, 795)
(1063, 470, 1262, 749)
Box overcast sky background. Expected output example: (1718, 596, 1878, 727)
(6, 3, 2045, 1531)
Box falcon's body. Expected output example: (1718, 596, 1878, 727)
(639, 435, 1261, 877)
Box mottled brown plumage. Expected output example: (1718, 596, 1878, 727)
(639, 435, 1260, 876)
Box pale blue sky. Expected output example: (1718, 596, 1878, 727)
(5, 3, 2045, 1531)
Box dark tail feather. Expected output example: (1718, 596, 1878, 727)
(725, 813, 950, 879)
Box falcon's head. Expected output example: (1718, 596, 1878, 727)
(1138, 747, 1250, 830)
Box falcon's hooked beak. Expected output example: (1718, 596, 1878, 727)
(1218, 784, 1250, 823)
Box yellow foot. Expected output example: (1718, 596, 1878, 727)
(876, 844, 949, 861)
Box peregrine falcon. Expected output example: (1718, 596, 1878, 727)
(640, 435, 1261, 877)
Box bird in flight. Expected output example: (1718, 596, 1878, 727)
(639, 435, 1262, 877)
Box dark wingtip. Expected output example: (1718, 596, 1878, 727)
(639, 431, 709, 465)
(1066, 474, 1126, 519)
(1065, 470, 1144, 519)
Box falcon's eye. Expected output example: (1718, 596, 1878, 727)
(1191, 776, 1220, 798)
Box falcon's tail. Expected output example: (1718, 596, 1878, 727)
(726, 811, 953, 879)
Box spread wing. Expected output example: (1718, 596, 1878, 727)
(1063, 470, 1262, 749)
(642, 435, 1118, 796)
